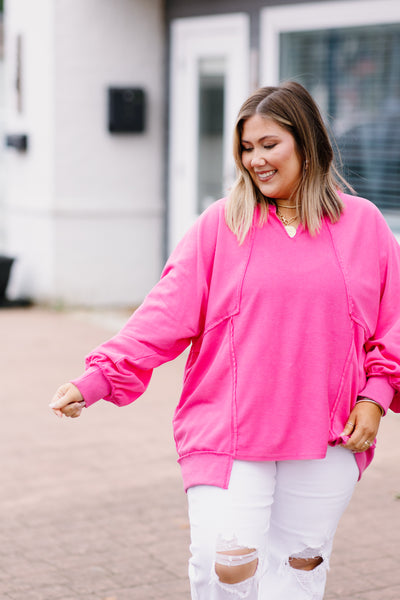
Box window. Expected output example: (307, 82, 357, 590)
(280, 24, 400, 211)
(261, 0, 400, 220)
(197, 57, 226, 214)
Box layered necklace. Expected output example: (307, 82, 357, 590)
(275, 203, 299, 238)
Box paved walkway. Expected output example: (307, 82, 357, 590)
(1, 307, 399, 600)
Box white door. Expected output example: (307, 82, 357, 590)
(168, 14, 250, 251)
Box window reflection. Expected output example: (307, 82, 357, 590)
(280, 25, 400, 210)
(197, 58, 225, 213)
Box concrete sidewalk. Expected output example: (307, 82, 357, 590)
(1, 307, 399, 600)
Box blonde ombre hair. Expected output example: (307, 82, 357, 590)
(226, 81, 349, 243)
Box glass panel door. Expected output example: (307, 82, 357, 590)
(168, 14, 249, 251)
(197, 57, 225, 215)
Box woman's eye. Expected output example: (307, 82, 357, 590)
(264, 144, 276, 150)
(241, 147, 252, 153)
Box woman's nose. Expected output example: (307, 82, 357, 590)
(250, 149, 266, 167)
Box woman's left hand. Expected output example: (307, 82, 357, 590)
(340, 401, 382, 453)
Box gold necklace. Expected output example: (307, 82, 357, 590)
(276, 203, 299, 210)
(276, 211, 298, 238)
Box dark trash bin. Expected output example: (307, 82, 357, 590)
(0, 255, 32, 308)
(0, 255, 14, 300)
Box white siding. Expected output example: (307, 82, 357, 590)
(4, 0, 164, 306)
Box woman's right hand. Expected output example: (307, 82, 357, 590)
(49, 383, 85, 418)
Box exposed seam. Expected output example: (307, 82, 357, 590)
(326, 221, 354, 320)
(182, 345, 200, 385)
(203, 224, 256, 335)
(229, 317, 239, 457)
(349, 311, 370, 335)
(235, 224, 256, 312)
(177, 450, 233, 461)
(325, 221, 365, 432)
(328, 337, 355, 431)
(227, 225, 256, 459)
(326, 221, 371, 338)
(203, 313, 238, 335)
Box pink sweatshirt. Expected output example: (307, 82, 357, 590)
(73, 193, 400, 491)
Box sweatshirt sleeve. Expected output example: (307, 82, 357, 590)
(72, 202, 221, 408)
(359, 212, 400, 413)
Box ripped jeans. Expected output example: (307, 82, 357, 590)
(187, 445, 358, 599)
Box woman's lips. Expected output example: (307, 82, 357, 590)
(255, 169, 277, 182)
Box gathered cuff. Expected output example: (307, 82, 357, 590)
(71, 367, 112, 407)
(359, 375, 394, 415)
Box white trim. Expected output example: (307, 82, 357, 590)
(261, 0, 400, 85)
(168, 13, 250, 251)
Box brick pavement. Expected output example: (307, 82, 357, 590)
(1, 307, 399, 600)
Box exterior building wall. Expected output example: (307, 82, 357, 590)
(0, 15, 5, 250)
(165, 0, 400, 242)
(4, 0, 164, 306)
(4, 0, 398, 305)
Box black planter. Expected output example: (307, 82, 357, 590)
(0, 255, 14, 300)
(0, 255, 32, 308)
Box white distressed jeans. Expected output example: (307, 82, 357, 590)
(187, 445, 358, 600)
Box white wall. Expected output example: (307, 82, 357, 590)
(3, 0, 54, 299)
(0, 16, 6, 251)
(4, 0, 164, 306)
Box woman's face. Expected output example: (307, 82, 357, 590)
(240, 114, 303, 202)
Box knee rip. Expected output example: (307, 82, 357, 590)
(283, 548, 328, 596)
(215, 545, 259, 585)
(289, 555, 324, 571)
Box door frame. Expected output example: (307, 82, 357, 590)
(168, 13, 250, 251)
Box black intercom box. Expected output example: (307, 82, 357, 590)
(5, 134, 28, 151)
(108, 87, 146, 133)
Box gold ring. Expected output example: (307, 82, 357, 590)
(363, 440, 371, 446)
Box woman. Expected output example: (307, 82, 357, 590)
(50, 81, 400, 599)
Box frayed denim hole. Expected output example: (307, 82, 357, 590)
(279, 545, 330, 599)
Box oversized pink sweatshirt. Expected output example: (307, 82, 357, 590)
(73, 193, 400, 491)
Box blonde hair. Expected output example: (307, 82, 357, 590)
(226, 81, 350, 243)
